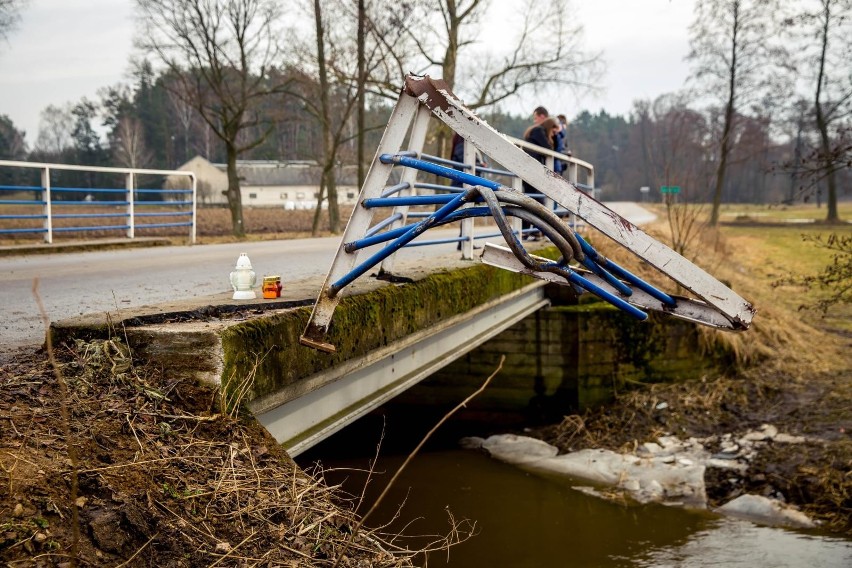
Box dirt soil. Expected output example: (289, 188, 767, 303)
(0, 340, 418, 567)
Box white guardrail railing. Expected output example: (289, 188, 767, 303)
(0, 160, 197, 244)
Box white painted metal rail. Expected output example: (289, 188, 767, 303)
(0, 160, 197, 244)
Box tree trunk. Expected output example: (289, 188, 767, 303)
(814, 0, 839, 222)
(357, 0, 366, 188)
(327, 164, 340, 232)
(311, 175, 325, 236)
(225, 142, 245, 238)
(815, 108, 839, 221)
(313, 0, 340, 234)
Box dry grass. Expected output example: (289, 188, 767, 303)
(0, 339, 437, 566)
(538, 209, 852, 534)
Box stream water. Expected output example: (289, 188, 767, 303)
(298, 412, 851, 567)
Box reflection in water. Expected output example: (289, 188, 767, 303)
(300, 421, 851, 567)
(629, 518, 852, 568)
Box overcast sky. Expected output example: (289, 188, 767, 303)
(0, 0, 695, 146)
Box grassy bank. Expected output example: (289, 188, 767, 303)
(537, 203, 851, 533)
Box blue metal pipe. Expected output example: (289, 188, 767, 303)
(52, 187, 127, 193)
(345, 223, 415, 252)
(579, 256, 634, 296)
(53, 225, 130, 232)
(419, 153, 470, 169)
(136, 200, 193, 206)
(0, 227, 47, 234)
(565, 269, 648, 320)
(135, 188, 192, 194)
(574, 233, 676, 307)
(53, 213, 130, 219)
(331, 190, 471, 294)
(0, 214, 48, 220)
(413, 183, 465, 193)
(135, 211, 192, 217)
(53, 201, 130, 206)
(0, 185, 44, 191)
(381, 182, 410, 197)
(364, 195, 456, 208)
(380, 154, 503, 190)
(365, 212, 403, 237)
(0, 200, 45, 205)
(404, 237, 465, 247)
(137, 222, 193, 229)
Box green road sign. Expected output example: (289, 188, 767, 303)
(661, 186, 681, 194)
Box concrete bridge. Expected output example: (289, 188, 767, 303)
(51, 214, 717, 458)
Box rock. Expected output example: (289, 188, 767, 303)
(742, 424, 778, 442)
(677, 457, 694, 466)
(706, 458, 748, 471)
(774, 433, 806, 444)
(639, 442, 663, 455)
(761, 424, 779, 439)
(717, 494, 815, 529)
(215, 542, 232, 553)
(87, 509, 128, 553)
(480, 434, 558, 465)
(13, 503, 23, 517)
(657, 436, 680, 449)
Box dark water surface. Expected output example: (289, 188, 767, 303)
(298, 414, 851, 567)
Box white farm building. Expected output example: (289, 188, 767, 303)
(166, 156, 359, 209)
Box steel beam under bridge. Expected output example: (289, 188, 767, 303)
(252, 282, 548, 457)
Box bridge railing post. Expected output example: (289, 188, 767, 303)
(126, 172, 135, 239)
(41, 167, 52, 244)
(459, 138, 477, 260)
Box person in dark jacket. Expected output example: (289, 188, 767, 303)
(521, 117, 560, 239)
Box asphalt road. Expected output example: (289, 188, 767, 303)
(0, 232, 469, 353)
(0, 203, 655, 353)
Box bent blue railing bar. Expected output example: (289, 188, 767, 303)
(330, 189, 471, 295)
(379, 153, 502, 190)
(349, 153, 660, 320)
(574, 233, 677, 307)
(541, 261, 648, 320)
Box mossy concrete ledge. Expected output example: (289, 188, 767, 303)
(49, 262, 539, 412)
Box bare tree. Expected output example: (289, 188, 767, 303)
(164, 76, 196, 163)
(365, 0, 601, 155)
(0, 0, 26, 44)
(112, 116, 154, 169)
(135, 0, 289, 237)
(286, 0, 403, 234)
(640, 94, 714, 256)
(799, 0, 851, 222)
(688, 0, 789, 225)
(34, 104, 74, 155)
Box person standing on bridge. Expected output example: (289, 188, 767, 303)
(521, 114, 560, 240)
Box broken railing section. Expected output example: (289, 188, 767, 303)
(300, 75, 755, 353)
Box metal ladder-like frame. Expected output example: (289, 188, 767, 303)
(300, 75, 755, 353)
